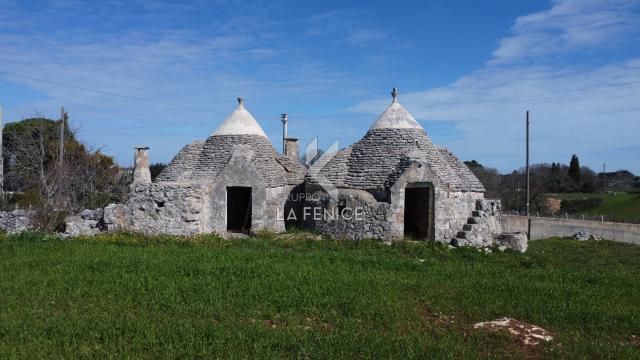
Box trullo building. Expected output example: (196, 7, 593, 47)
(66, 91, 510, 249)
(98, 98, 305, 236)
(298, 89, 503, 246)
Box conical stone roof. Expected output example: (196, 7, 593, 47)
(317, 88, 485, 192)
(369, 88, 422, 130)
(212, 98, 268, 137)
(156, 98, 305, 186)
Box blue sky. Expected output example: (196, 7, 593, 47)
(1, 0, 639, 173)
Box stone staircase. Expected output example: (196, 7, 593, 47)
(451, 210, 484, 247)
(450, 199, 503, 247)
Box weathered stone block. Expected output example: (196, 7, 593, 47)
(495, 232, 528, 253)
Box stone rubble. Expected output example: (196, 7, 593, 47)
(573, 231, 601, 241)
(473, 317, 553, 346)
(0, 210, 36, 233)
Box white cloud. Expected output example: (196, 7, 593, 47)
(491, 0, 640, 64)
(2, 0, 639, 175)
(0, 4, 350, 166)
(352, 0, 640, 173)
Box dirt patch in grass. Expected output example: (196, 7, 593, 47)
(415, 305, 548, 359)
(417, 304, 458, 327)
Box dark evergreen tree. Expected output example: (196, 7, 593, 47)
(464, 160, 483, 169)
(149, 163, 167, 181)
(568, 154, 580, 184)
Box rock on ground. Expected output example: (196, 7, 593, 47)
(63, 215, 102, 236)
(474, 317, 552, 346)
(573, 232, 601, 241)
(495, 232, 528, 253)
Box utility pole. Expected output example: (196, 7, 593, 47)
(526, 110, 530, 217)
(0, 105, 3, 194)
(603, 163, 606, 193)
(59, 107, 65, 169)
(515, 180, 520, 214)
(281, 113, 288, 154)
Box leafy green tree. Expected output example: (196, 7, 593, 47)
(3, 114, 128, 229)
(3, 116, 74, 191)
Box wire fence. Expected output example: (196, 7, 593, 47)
(502, 209, 640, 224)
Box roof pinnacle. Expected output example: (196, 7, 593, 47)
(391, 87, 398, 103)
(237, 97, 245, 106)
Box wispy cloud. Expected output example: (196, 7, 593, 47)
(491, 0, 640, 64)
(303, 10, 389, 46)
(346, 29, 388, 46)
(0, 2, 352, 165)
(2, 0, 639, 174)
(353, 0, 640, 173)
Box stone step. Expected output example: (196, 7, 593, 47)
(456, 231, 467, 239)
(463, 224, 473, 231)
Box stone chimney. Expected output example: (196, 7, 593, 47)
(133, 146, 151, 183)
(284, 138, 299, 162)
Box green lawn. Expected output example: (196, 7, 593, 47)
(1, 232, 639, 359)
(555, 192, 640, 223)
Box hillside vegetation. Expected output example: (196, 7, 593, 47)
(555, 192, 640, 223)
(0, 232, 639, 358)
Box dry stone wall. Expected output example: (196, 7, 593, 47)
(0, 210, 35, 233)
(297, 186, 395, 240)
(64, 153, 292, 237)
(64, 208, 104, 236)
(121, 182, 210, 235)
(65, 182, 211, 237)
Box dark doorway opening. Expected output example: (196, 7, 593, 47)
(227, 187, 252, 234)
(404, 186, 430, 239)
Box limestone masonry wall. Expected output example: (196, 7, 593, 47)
(297, 187, 395, 240)
(117, 182, 209, 235)
(0, 210, 35, 233)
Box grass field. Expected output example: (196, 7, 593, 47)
(555, 192, 640, 223)
(1, 232, 639, 359)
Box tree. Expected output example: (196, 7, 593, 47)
(464, 160, 483, 169)
(579, 166, 596, 192)
(3, 116, 74, 192)
(149, 163, 167, 181)
(3, 115, 129, 229)
(568, 154, 580, 185)
(465, 160, 501, 199)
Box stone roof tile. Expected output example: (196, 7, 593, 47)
(156, 135, 305, 187)
(317, 128, 484, 192)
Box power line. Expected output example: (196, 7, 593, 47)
(0, 70, 212, 112)
(2, 69, 640, 121)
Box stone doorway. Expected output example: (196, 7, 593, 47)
(404, 184, 432, 240)
(227, 186, 252, 234)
